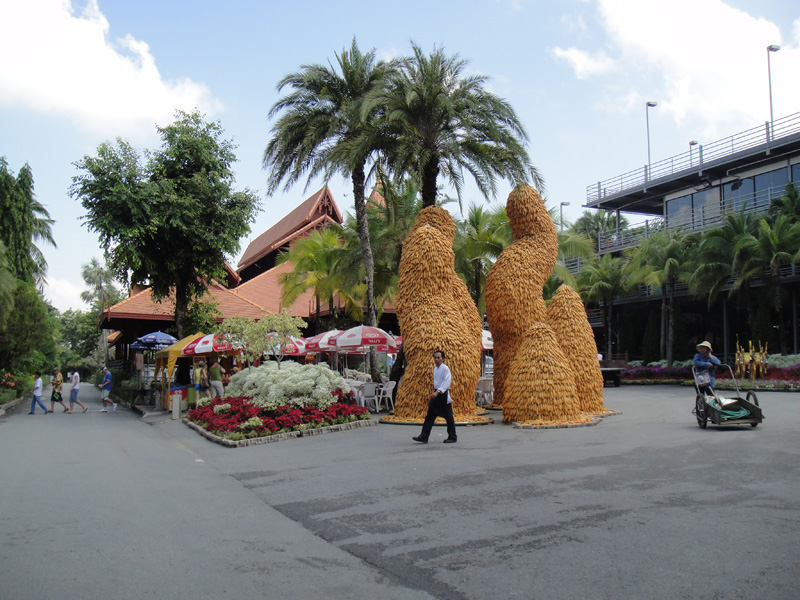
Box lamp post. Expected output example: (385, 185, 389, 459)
(689, 140, 698, 167)
(560, 202, 570, 232)
(646, 101, 657, 169)
(767, 45, 780, 133)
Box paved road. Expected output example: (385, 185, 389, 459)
(1, 383, 798, 600)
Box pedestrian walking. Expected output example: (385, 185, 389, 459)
(49, 367, 68, 413)
(413, 350, 458, 444)
(208, 359, 225, 399)
(97, 366, 116, 412)
(68, 369, 88, 413)
(29, 371, 48, 414)
(195, 361, 212, 401)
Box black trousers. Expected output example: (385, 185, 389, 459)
(418, 392, 457, 441)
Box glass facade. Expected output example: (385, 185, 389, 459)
(723, 177, 755, 212)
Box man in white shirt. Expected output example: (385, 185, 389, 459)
(29, 371, 48, 414)
(68, 370, 88, 414)
(413, 350, 457, 444)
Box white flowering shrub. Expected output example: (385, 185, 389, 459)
(239, 416, 264, 431)
(224, 361, 351, 412)
(213, 403, 231, 414)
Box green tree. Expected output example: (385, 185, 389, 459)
(79, 258, 124, 363)
(732, 215, 800, 355)
(578, 254, 629, 359)
(368, 43, 542, 209)
(571, 209, 629, 249)
(0, 241, 16, 328)
(0, 282, 56, 372)
(625, 228, 698, 366)
(71, 110, 260, 339)
(0, 158, 56, 287)
(263, 39, 396, 336)
(260, 310, 307, 370)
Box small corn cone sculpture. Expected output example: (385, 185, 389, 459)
(394, 207, 482, 422)
(546, 284, 605, 414)
(503, 322, 583, 423)
(485, 183, 558, 408)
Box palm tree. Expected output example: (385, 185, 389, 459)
(732, 215, 800, 355)
(578, 254, 629, 360)
(276, 227, 346, 334)
(367, 43, 542, 209)
(767, 183, 800, 222)
(571, 209, 629, 250)
(625, 229, 698, 365)
(263, 38, 396, 337)
(80, 258, 120, 363)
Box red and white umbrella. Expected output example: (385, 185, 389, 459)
(336, 325, 395, 349)
(481, 330, 494, 351)
(266, 335, 307, 356)
(376, 335, 402, 353)
(181, 333, 234, 356)
(304, 329, 342, 352)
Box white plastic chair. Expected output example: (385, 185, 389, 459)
(475, 378, 493, 406)
(360, 382, 378, 412)
(375, 380, 396, 413)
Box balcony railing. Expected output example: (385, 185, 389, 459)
(587, 112, 800, 205)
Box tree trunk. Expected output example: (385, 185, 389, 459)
(666, 282, 675, 366)
(774, 270, 787, 355)
(606, 301, 613, 359)
(420, 155, 440, 208)
(473, 261, 482, 309)
(173, 278, 189, 340)
(659, 285, 667, 360)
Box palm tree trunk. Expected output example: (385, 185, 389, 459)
(666, 283, 675, 366)
(773, 270, 787, 355)
(606, 302, 613, 359)
(660, 285, 667, 359)
(420, 156, 440, 208)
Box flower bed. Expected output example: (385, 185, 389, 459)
(187, 393, 369, 441)
(621, 363, 800, 390)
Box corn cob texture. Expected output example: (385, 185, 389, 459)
(391, 208, 484, 422)
(546, 284, 606, 414)
(485, 183, 558, 409)
(503, 322, 593, 424)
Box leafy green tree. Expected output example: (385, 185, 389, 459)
(0, 281, 56, 372)
(0, 158, 56, 287)
(578, 254, 629, 359)
(217, 316, 258, 371)
(79, 258, 124, 363)
(625, 228, 698, 365)
(179, 294, 221, 338)
(368, 43, 541, 209)
(260, 310, 306, 370)
(264, 38, 396, 334)
(571, 209, 629, 249)
(0, 241, 16, 328)
(732, 215, 800, 355)
(71, 110, 260, 339)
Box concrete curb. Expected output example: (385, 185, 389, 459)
(0, 396, 26, 417)
(182, 417, 378, 448)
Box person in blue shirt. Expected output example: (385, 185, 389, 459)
(694, 341, 721, 390)
(97, 366, 116, 412)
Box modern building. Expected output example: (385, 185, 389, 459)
(585, 111, 800, 360)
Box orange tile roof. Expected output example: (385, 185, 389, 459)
(238, 185, 343, 270)
(234, 262, 317, 318)
(103, 282, 267, 324)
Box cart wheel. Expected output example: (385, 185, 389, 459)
(695, 394, 707, 429)
(746, 390, 759, 407)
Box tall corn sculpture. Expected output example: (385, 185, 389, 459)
(389, 207, 485, 423)
(485, 183, 558, 409)
(546, 284, 606, 415)
(502, 322, 583, 424)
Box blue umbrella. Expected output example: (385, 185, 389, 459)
(131, 331, 178, 350)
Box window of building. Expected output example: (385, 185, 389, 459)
(791, 163, 800, 185)
(754, 167, 788, 208)
(723, 177, 754, 212)
(666, 194, 692, 227)
(693, 187, 721, 226)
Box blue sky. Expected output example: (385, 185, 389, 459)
(1, 0, 799, 312)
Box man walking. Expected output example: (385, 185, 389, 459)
(97, 366, 116, 412)
(68, 369, 88, 413)
(413, 350, 457, 444)
(29, 371, 48, 414)
(208, 359, 225, 399)
(49, 367, 68, 413)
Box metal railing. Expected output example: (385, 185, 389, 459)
(587, 112, 800, 205)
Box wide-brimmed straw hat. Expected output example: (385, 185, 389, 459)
(696, 341, 713, 352)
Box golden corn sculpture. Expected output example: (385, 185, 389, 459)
(485, 183, 558, 409)
(389, 207, 485, 423)
(546, 284, 606, 415)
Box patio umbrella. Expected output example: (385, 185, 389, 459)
(266, 335, 307, 356)
(375, 335, 402, 353)
(304, 329, 342, 352)
(481, 330, 494, 351)
(131, 330, 178, 350)
(336, 325, 395, 349)
(181, 333, 235, 356)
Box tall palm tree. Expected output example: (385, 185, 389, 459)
(263, 38, 396, 337)
(767, 183, 800, 222)
(732, 215, 800, 355)
(367, 43, 542, 209)
(578, 254, 629, 360)
(625, 229, 698, 365)
(276, 227, 346, 334)
(80, 258, 120, 363)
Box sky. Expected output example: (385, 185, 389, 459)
(1, 0, 799, 313)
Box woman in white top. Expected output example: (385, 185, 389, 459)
(68, 370, 88, 413)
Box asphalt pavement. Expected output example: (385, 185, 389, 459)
(1, 382, 798, 600)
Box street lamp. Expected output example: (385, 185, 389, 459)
(646, 101, 657, 168)
(689, 140, 698, 167)
(767, 45, 780, 132)
(559, 202, 570, 232)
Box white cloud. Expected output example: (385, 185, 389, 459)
(557, 0, 800, 139)
(44, 277, 89, 313)
(551, 46, 616, 79)
(0, 0, 222, 141)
